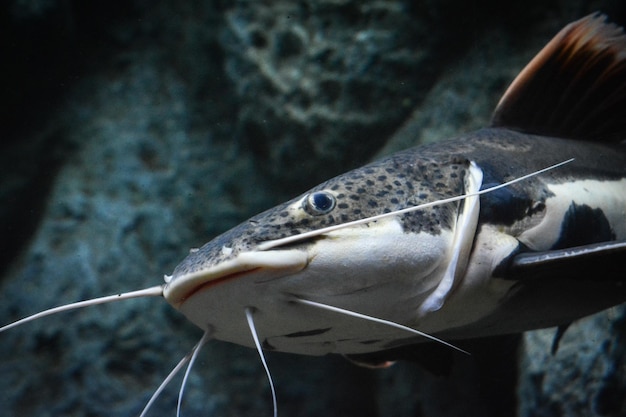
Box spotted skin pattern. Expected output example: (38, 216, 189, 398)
(173, 151, 470, 278)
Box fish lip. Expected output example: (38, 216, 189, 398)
(163, 249, 308, 308)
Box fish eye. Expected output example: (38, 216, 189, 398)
(304, 191, 336, 215)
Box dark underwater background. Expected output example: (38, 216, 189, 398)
(1, 1, 626, 416)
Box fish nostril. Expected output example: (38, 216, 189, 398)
(245, 306, 258, 315)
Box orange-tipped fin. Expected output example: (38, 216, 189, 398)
(491, 13, 626, 143)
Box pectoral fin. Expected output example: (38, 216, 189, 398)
(501, 240, 626, 282)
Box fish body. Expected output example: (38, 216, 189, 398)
(166, 129, 626, 356)
(163, 14, 626, 357)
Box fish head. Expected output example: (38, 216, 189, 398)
(163, 152, 482, 355)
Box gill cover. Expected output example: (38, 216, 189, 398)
(418, 161, 483, 315)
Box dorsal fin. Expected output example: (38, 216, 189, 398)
(491, 13, 626, 142)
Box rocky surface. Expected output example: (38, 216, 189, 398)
(1, 1, 625, 417)
(221, 0, 467, 193)
(519, 307, 626, 417)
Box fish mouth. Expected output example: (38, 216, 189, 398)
(163, 249, 308, 308)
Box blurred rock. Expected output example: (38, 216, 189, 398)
(221, 1, 429, 193)
(519, 307, 626, 417)
(219, 0, 542, 193)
